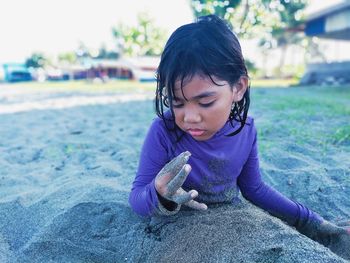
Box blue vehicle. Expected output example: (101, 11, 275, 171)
(2, 63, 32, 82)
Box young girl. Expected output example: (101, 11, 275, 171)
(129, 15, 349, 259)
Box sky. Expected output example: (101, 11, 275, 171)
(0, 0, 193, 63)
(0, 0, 347, 64)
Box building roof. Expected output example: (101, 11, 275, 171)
(307, 1, 350, 21)
(305, 1, 350, 40)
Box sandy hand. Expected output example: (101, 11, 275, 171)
(336, 219, 350, 228)
(155, 151, 207, 211)
(299, 219, 350, 260)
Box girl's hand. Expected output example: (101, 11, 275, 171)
(336, 219, 350, 228)
(155, 151, 207, 214)
(298, 219, 350, 260)
(317, 221, 350, 260)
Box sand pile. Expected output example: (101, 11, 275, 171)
(2, 199, 347, 263)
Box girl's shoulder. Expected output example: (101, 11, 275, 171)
(243, 116, 257, 135)
(147, 113, 179, 157)
(230, 116, 255, 132)
(148, 111, 178, 143)
(150, 111, 174, 133)
(245, 116, 254, 126)
(224, 116, 256, 143)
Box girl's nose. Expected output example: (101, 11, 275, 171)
(183, 108, 201, 123)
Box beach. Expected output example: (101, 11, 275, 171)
(0, 83, 349, 262)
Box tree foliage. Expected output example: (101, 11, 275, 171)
(112, 12, 167, 57)
(258, 0, 308, 75)
(58, 52, 77, 64)
(191, 0, 309, 77)
(191, 0, 308, 40)
(192, 0, 273, 38)
(264, 0, 307, 47)
(25, 52, 48, 68)
(96, 44, 119, 59)
(191, 0, 242, 18)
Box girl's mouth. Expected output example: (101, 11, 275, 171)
(187, 129, 205, 137)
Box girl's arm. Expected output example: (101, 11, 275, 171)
(128, 119, 177, 217)
(237, 129, 350, 260)
(237, 130, 322, 226)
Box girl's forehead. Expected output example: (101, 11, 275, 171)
(173, 74, 223, 90)
(173, 74, 225, 90)
(172, 75, 230, 99)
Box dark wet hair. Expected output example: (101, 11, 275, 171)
(155, 15, 250, 138)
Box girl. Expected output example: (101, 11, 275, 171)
(129, 15, 349, 259)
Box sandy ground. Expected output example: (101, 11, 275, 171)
(0, 83, 349, 262)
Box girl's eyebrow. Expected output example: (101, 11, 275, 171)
(174, 91, 217, 101)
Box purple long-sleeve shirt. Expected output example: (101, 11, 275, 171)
(129, 113, 322, 226)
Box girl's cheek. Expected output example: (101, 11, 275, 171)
(173, 109, 182, 121)
(173, 108, 180, 117)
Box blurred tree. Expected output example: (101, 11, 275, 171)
(191, 0, 307, 78)
(245, 58, 257, 76)
(58, 52, 77, 64)
(191, 0, 309, 78)
(74, 42, 119, 61)
(190, 0, 281, 38)
(191, 0, 241, 18)
(191, 0, 307, 38)
(112, 12, 167, 57)
(260, 0, 308, 76)
(75, 42, 91, 58)
(25, 52, 48, 68)
(97, 44, 119, 59)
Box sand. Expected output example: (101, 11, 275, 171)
(0, 83, 349, 262)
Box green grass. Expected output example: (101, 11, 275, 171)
(332, 125, 350, 145)
(253, 85, 350, 154)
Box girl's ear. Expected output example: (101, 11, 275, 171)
(232, 76, 248, 102)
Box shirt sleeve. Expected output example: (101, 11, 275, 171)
(237, 125, 323, 226)
(128, 118, 180, 217)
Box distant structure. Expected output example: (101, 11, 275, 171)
(300, 1, 350, 85)
(305, 1, 350, 40)
(0, 56, 159, 83)
(43, 56, 159, 82)
(80, 56, 159, 82)
(2, 63, 32, 82)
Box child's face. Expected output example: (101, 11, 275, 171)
(172, 74, 247, 141)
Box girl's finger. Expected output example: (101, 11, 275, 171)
(166, 164, 191, 196)
(185, 199, 208, 210)
(155, 152, 191, 192)
(336, 220, 350, 227)
(172, 190, 194, 204)
(162, 151, 191, 176)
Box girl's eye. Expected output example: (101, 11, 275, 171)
(172, 102, 184, 108)
(199, 101, 215, 108)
